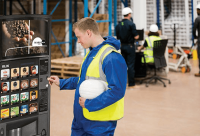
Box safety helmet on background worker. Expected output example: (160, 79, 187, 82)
(149, 24, 158, 32)
(122, 7, 132, 16)
(196, 4, 200, 9)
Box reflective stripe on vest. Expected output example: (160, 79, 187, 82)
(142, 36, 161, 63)
(78, 44, 124, 121)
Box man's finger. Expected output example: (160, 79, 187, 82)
(12, 37, 19, 41)
(24, 35, 32, 40)
(30, 31, 34, 35)
(19, 37, 27, 42)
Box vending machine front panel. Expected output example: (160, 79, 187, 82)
(0, 15, 51, 136)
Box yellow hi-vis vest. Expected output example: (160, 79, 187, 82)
(142, 36, 161, 63)
(78, 44, 124, 121)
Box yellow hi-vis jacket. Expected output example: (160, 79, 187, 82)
(78, 44, 124, 121)
(142, 36, 161, 63)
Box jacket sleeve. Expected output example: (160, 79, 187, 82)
(59, 77, 79, 90)
(193, 18, 199, 38)
(84, 52, 127, 112)
(132, 23, 138, 37)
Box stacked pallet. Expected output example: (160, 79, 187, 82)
(51, 56, 84, 79)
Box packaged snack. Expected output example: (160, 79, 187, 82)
(1, 108, 9, 119)
(11, 94, 19, 104)
(20, 80, 29, 90)
(21, 67, 29, 77)
(1, 69, 10, 80)
(11, 80, 19, 91)
(11, 106, 19, 118)
(30, 65, 38, 76)
(30, 79, 38, 88)
(29, 103, 38, 113)
(1, 82, 9, 93)
(20, 92, 29, 102)
(1, 95, 9, 106)
(30, 90, 38, 101)
(20, 105, 28, 115)
(11, 68, 19, 79)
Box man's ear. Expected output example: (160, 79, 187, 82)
(86, 29, 92, 37)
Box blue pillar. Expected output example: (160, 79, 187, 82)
(43, 0, 47, 15)
(74, 0, 78, 54)
(114, 0, 117, 36)
(108, 0, 112, 36)
(69, 0, 72, 56)
(84, 0, 88, 55)
(156, 0, 160, 29)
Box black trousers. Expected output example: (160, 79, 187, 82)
(121, 45, 136, 86)
(198, 41, 200, 73)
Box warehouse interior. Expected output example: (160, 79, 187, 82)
(1, 0, 200, 136)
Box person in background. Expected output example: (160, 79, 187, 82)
(48, 17, 127, 136)
(193, 4, 200, 77)
(138, 24, 161, 63)
(115, 7, 139, 89)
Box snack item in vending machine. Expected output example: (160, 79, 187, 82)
(1, 95, 9, 106)
(11, 93, 19, 104)
(11, 106, 19, 118)
(11, 80, 19, 91)
(20, 92, 29, 103)
(20, 105, 28, 115)
(1, 108, 9, 119)
(30, 65, 38, 76)
(1, 82, 9, 93)
(29, 103, 38, 113)
(21, 67, 29, 77)
(30, 90, 38, 101)
(11, 68, 19, 79)
(20, 80, 29, 90)
(1, 69, 10, 80)
(30, 78, 38, 88)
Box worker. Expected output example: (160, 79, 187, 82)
(193, 4, 200, 77)
(115, 7, 139, 88)
(48, 17, 127, 136)
(138, 24, 161, 63)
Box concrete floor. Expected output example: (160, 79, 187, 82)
(50, 60, 200, 136)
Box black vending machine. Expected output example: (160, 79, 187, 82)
(0, 15, 51, 136)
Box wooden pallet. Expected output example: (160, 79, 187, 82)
(51, 56, 84, 79)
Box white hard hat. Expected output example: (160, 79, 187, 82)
(149, 24, 158, 32)
(122, 7, 132, 16)
(79, 79, 108, 99)
(197, 4, 200, 9)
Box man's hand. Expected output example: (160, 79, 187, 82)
(47, 76, 60, 87)
(79, 97, 86, 108)
(137, 45, 144, 51)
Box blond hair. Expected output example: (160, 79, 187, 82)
(73, 17, 99, 35)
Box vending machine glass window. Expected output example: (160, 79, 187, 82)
(1, 17, 50, 59)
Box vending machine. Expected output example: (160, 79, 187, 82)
(0, 15, 51, 136)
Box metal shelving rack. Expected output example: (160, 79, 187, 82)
(43, 0, 121, 57)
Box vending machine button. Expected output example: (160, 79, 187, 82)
(40, 78, 43, 82)
(46, 84, 48, 88)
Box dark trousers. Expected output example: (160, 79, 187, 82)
(121, 45, 136, 86)
(198, 41, 200, 73)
